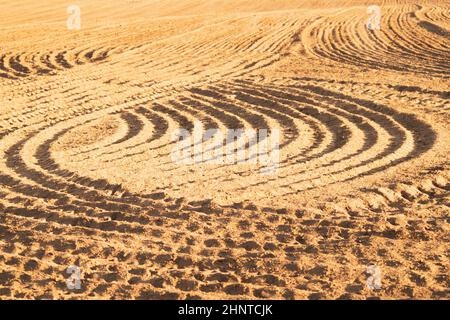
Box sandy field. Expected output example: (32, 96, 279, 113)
(0, 0, 448, 299)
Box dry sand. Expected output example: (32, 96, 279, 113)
(0, 0, 448, 299)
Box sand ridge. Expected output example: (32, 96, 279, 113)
(0, 0, 448, 299)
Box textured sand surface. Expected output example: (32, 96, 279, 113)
(0, 0, 449, 299)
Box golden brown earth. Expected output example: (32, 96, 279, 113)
(0, 0, 449, 299)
